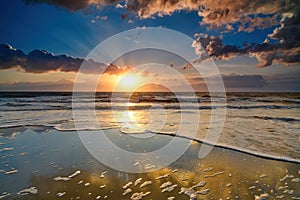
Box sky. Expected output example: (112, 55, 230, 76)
(0, 0, 299, 92)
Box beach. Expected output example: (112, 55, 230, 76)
(0, 128, 299, 199)
(1, 0, 300, 199)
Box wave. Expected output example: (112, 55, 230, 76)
(148, 131, 300, 164)
(2, 104, 300, 112)
(1, 92, 300, 105)
(252, 116, 300, 122)
(1, 124, 299, 164)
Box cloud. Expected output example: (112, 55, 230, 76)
(104, 63, 132, 75)
(21, 0, 299, 67)
(23, 0, 299, 35)
(196, 0, 295, 31)
(124, 0, 299, 67)
(24, 0, 297, 29)
(252, 48, 300, 68)
(193, 10, 300, 67)
(0, 79, 74, 91)
(23, 0, 93, 11)
(192, 34, 242, 63)
(0, 44, 132, 75)
(221, 74, 266, 88)
(190, 74, 266, 89)
(0, 44, 26, 70)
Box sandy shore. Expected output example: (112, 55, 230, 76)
(0, 127, 299, 199)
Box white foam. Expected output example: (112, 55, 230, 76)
(179, 187, 198, 200)
(226, 183, 231, 187)
(254, 193, 269, 200)
(130, 192, 151, 200)
(134, 178, 142, 186)
(53, 172, 77, 182)
(249, 186, 256, 190)
(53, 176, 71, 181)
(280, 174, 294, 182)
(145, 164, 156, 170)
(100, 171, 108, 178)
(292, 178, 300, 183)
(140, 181, 152, 188)
(134, 161, 140, 166)
(56, 192, 66, 197)
(17, 187, 38, 196)
(156, 174, 169, 180)
(5, 169, 18, 175)
(0, 147, 13, 152)
(196, 188, 209, 195)
(123, 188, 132, 196)
(283, 189, 294, 194)
(0, 192, 10, 199)
(179, 181, 209, 199)
(68, 170, 81, 178)
(162, 184, 177, 192)
(190, 181, 206, 189)
(123, 182, 133, 189)
(204, 171, 224, 178)
(260, 174, 267, 178)
(203, 167, 213, 172)
(160, 181, 172, 189)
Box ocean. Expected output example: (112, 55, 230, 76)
(0, 92, 299, 199)
(1, 92, 299, 161)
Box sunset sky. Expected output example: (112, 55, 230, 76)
(0, 0, 299, 92)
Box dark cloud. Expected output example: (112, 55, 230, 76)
(0, 44, 131, 75)
(190, 74, 266, 89)
(24, 0, 92, 11)
(0, 44, 26, 70)
(0, 79, 74, 91)
(221, 74, 266, 88)
(23, 49, 84, 73)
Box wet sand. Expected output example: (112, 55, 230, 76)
(0, 127, 299, 199)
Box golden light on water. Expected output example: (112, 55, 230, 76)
(113, 110, 151, 133)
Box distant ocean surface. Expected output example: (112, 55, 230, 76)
(0, 92, 299, 162)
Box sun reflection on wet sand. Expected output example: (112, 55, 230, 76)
(0, 128, 299, 199)
(26, 148, 300, 200)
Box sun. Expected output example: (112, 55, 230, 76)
(119, 74, 138, 87)
(117, 73, 142, 91)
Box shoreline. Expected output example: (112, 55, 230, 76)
(1, 125, 299, 165)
